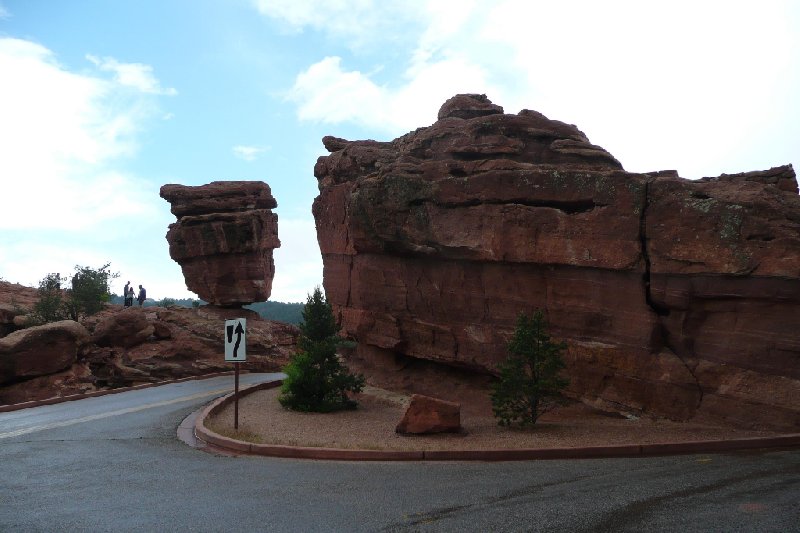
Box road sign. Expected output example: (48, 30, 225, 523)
(224, 318, 247, 362)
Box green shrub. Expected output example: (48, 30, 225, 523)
(31, 264, 118, 324)
(62, 263, 118, 320)
(491, 310, 569, 427)
(279, 287, 364, 412)
(30, 272, 67, 324)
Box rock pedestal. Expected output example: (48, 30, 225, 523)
(160, 181, 281, 306)
(312, 93, 800, 429)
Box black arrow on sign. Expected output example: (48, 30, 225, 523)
(233, 322, 244, 359)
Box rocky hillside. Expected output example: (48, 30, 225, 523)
(312, 93, 800, 430)
(0, 280, 298, 405)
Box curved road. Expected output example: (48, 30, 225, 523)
(1, 374, 797, 532)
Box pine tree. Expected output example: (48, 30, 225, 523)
(279, 287, 364, 412)
(491, 310, 570, 427)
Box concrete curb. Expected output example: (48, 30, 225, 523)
(0, 371, 239, 413)
(193, 380, 800, 462)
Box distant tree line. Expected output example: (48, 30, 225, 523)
(107, 293, 304, 325)
(245, 301, 304, 324)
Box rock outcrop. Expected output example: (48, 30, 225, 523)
(0, 279, 299, 404)
(0, 320, 89, 385)
(312, 94, 800, 430)
(0, 282, 38, 337)
(91, 307, 156, 348)
(160, 181, 281, 306)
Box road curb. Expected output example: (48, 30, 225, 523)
(0, 371, 239, 413)
(193, 380, 800, 462)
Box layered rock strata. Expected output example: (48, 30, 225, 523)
(160, 181, 280, 306)
(312, 93, 800, 429)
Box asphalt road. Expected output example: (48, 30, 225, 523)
(1, 374, 798, 532)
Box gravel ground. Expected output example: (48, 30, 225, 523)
(206, 386, 781, 451)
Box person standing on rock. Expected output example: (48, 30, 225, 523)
(126, 286, 135, 307)
(137, 285, 146, 306)
(123, 281, 131, 307)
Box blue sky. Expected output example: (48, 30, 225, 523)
(1, 1, 798, 302)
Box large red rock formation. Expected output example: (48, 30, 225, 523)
(0, 320, 89, 385)
(312, 94, 800, 430)
(160, 181, 280, 306)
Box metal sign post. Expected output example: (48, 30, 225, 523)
(224, 318, 247, 430)
(234, 362, 239, 429)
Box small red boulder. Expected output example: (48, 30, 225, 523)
(395, 394, 461, 434)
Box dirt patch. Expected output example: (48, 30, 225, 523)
(206, 386, 782, 452)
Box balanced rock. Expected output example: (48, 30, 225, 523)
(160, 181, 281, 306)
(0, 320, 89, 385)
(396, 394, 461, 434)
(312, 93, 800, 429)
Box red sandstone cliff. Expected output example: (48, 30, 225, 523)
(312, 94, 800, 430)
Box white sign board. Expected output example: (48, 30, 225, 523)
(224, 318, 247, 362)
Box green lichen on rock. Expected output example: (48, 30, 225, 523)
(685, 196, 717, 213)
(720, 204, 744, 241)
(349, 174, 436, 251)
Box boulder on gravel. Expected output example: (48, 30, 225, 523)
(396, 394, 461, 434)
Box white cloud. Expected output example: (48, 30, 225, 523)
(86, 54, 177, 96)
(253, 0, 424, 49)
(270, 217, 323, 302)
(0, 37, 167, 231)
(290, 55, 495, 134)
(233, 144, 269, 161)
(0, 242, 113, 289)
(475, 0, 797, 177)
(277, 1, 799, 179)
(0, 2, 10, 19)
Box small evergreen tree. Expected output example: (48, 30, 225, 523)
(279, 287, 365, 412)
(491, 310, 569, 427)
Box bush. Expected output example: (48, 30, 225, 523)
(279, 287, 364, 412)
(30, 272, 67, 324)
(62, 263, 118, 320)
(491, 310, 569, 427)
(31, 264, 118, 324)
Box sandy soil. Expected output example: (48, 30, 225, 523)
(206, 385, 782, 451)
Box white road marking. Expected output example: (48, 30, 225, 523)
(0, 388, 230, 440)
